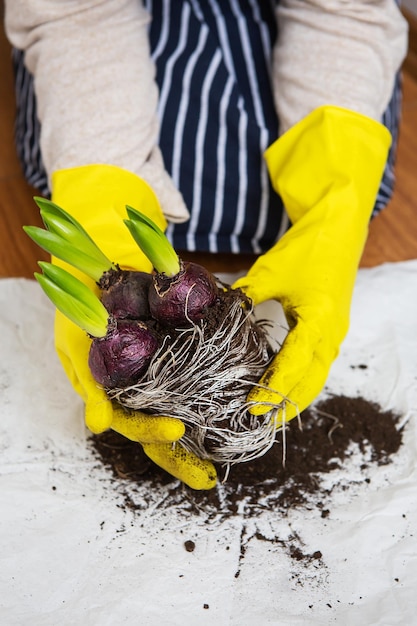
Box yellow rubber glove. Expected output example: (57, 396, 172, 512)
(51, 164, 216, 490)
(234, 106, 391, 421)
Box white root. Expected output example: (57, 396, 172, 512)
(108, 291, 293, 470)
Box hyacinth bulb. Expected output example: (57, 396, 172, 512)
(88, 320, 159, 389)
(148, 262, 218, 327)
(100, 270, 152, 320)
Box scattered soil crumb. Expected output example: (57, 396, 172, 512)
(184, 540, 195, 552)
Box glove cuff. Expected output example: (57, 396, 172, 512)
(265, 106, 392, 224)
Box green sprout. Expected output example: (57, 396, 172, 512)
(124, 206, 181, 277)
(24, 197, 116, 283)
(35, 262, 109, 338)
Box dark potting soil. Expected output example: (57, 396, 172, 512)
(89, 394, 403, 518)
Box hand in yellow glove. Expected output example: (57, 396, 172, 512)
(51, 164, 216, 490)
(234, 106, 391, 422)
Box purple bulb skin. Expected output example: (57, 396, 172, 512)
(88, 319, 159, 389)
(149, 262, 218, 327)
(100, 271, 152, 320)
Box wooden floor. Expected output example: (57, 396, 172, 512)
(1, 11, 417, 279)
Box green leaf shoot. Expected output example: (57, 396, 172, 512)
(124, 206, 180, 276)
(35, 262, 109, 337)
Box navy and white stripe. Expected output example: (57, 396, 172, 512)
(373, 69, 402, 216)
(11, 0, 402, 254)
(12, 47, 49, 196)
(145, 0, 283, 254)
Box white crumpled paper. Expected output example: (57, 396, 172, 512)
(1, 261, 417, 625)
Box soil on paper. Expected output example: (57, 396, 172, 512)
(89, 394, 404, 576)
(90, 394, 403, 514)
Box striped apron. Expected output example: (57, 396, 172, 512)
(12, 0, 402, 255)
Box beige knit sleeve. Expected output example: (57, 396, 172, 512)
(272, 0, 409, 135)
(4, 0, 189, 222)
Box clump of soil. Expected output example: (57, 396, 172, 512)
(89, 394, 404, 517)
